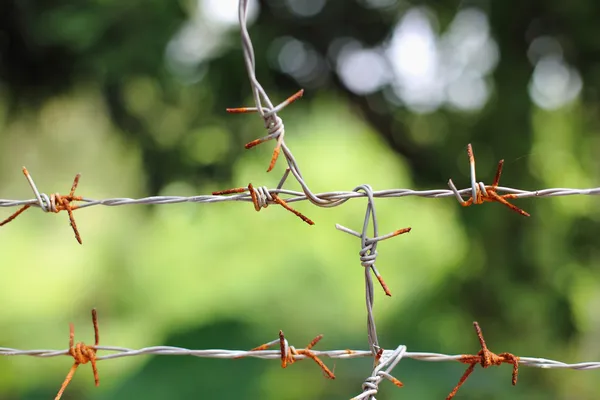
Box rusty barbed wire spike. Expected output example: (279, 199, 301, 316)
(211, 187, 247, 196)
(246, 331, 334, 379)
(213, 183, 314, 225)
(55, 309, 100, 400)
(446, 321, 519, 400)
(54, 173, 84, 244)
(271, 193, 315, 225)
(0, 168, 85, 244)
(448, 144, 530, 217)
(0, 204, 31, 226)
(226, 90, 304, 116)
(279, 330, 287, 368)
(293, 334, 335, 379)
(228, 89, 304, 172)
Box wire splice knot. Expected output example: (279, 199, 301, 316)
(446, 321, 519, 400)
(0, 167, 84, 244)
(352, 345, 406, 400)
(55, 309, 100, 400)
(213, 182, 314, 225)
(448, 144, 530, 217)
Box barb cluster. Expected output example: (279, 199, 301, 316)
(446, 322, 519, 399)
(0, 0, 599, 398)
(1, 168, 84, 244)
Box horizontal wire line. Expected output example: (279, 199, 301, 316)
(1, 186, 598, 210)
(1, 346, 599, 370)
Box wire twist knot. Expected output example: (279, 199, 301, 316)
(359, 243, 377, 271)
(353, 345, 406, 400)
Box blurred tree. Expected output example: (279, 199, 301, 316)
(0, 0, 599, 398)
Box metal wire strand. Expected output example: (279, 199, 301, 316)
(335, 185, 411, 356)
(2, 186, 599, 211)
(2, 345, 600, 369)
(352, 345, 406, 400)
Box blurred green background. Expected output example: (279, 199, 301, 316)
(0, 0, 599, 399)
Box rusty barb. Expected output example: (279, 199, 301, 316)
(0, 167, 84, 244)
(55, 309, 100, 400)
(213, 175, 314, 225)
(448, 144, 530, 217)
(245, 330, 335, 380)
(227, 89, 304, 173)
(446, 321, 519, 400)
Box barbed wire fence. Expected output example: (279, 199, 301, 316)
(1, 0, 600, 399)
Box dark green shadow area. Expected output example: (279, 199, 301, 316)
(101, 320, 265, 399)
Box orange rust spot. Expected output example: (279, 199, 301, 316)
(390, 377, 404, 388)
(306, 334, 323, 351)
(226, 107, 255, 113)
(249, 343, 272, 352)
(244, 138, 264, 149)
(247, 183, 260, 212)
(391, 227, 412, 237)
(212, 187, 247, 196)
(279, 330, 287, 368)
(375, 274, 392, 297)
(374, 348, 384, 364)
(266, 144, 281, 173)
(271, 194, 314, 225)
(283, 89, 304, 107)
(0, 204, 31, 226)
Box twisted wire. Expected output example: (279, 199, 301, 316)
(2, 345, 600, 370)
(2, 186, 598, 210)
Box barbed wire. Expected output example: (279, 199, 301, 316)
(2, 312, 600, 400)
(1, 0, 599, 398)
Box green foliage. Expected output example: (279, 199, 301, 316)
(0, 1, 599, 399)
